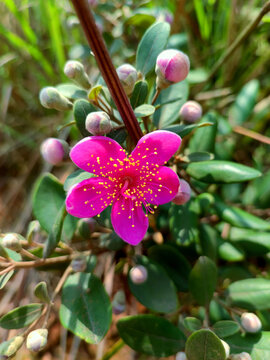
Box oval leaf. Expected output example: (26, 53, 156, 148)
(212, 320, 240, 338)
(73, 99, 96, 136)
(56, 83, 87, 100)
(189, 112, 218, 153)
(134, 104, 155, 117)
(0, 304, 43, 329)
(130, 80, 149, 109)
(117, 315, 186, 357)
(183, 317, 202, 332)
(59, 272, 112, 344)
(186, 161, 261, 183)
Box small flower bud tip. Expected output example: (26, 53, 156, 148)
(71, 255, 87, 272)
(85, 111, 112, 135)
(40, 138, 69, 165)
(78, 218, 97, 238)
(172, 179, 191, 205)
(230, 352, 252, 360)
(116, 64, 138, 96)
(64, 60, 90, 89)
(241, 312, 262, 333)
(88, 0, 98, 7)
(1, 233, 22, 252)
(4, 336, 24, 357)
(130, 265, 148, 284)
(26, 329, 48, 352)
(176, 351, 187, 360)
(221, 340, 230, 358)
(179, 101, 202, 123)
(39, 87, 72, 111)
(155, 49, 190, 89)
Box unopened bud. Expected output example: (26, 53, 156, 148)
(64, 60, 90, 89)
(88, 0, 98, 7)
(39, 87, 72, 111)
(129, 265, 148, 284)
(155, 49, 190, 89)
(230, 352, 252, 360)
(2, 336, 24, 358)
(179, 101, 202, 123)
(116, 64, 138, 96)
(112, 290, 126, 315)
(26, 329, 48, 352)
(78, 218, 97, 238)
(85, 111, 112, 135)
(241, 312, 262, 333)
(40, 138, 69, 165)
(1, 233, 22, 252)
(172, 179, 191, 205)
(221, 340, 230, 358)
(71, 255, 87, 272)
(157, 10, 173, 25)
(176, 351, 187, 360)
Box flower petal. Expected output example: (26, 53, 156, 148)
(66, 177, 115, 218)
(130, 130, 181, 166)
(144, 166, 179, 205)
(70, 136, 127, 176)
(111, 197, 148, 245)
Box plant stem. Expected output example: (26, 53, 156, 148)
(70, 0, 143, 143)
(151, 88, 161, 105)
(233, 125, 270, 145)
(100, 339, 125, 360)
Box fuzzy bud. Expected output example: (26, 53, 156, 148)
(71, 255, 87, 272)
(155, 49, 190, 89)
(85, 111, 112, 135)
(221, 340, 230, 358)
(39, 87, 72, 111)
(112, 290, 126, 315)
(2, 336, 24, 358)
(230, 352, 252, 360)
(64, 60, 90, 89)
(78, 218, 97, 238)
(40, 138, 69, 165)
(241, 312, 262, 333)
(179, 101, 202, 123)
(172, 179, 191, 205)
(116, 64, 138, 96)
(1, 233, 22, 252)
(129, 265, 148, 284)
(26, 329, 48, 352)
(176, 351, 187, 360)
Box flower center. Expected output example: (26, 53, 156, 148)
(120, 177, 136, 200)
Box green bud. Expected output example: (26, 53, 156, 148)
(1, 233, 22, 252)
(64, 60, 90, 89)
(0, 336, 24, 358)
(34, 282, 51, 304)
(26, 329, 48, 352)
(39, 87, 72, 111)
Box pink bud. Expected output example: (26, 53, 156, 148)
(85, 111, 112, 135)
(172, 179, 191, 205)
(241, 312, 262, 333)
(40, 138, 69, 165)
(116, 64, 138, 96)
(155, 49, 190, 89)
(129, 265, 148, 284)
(88, 0, 98, 7)
(179, 101, 202, 123)
(230, 353, 252, 360)
(176, 352, 187, 360)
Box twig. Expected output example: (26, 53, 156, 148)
(0, 264, 15, 276)
(99, 339, 125, 360)
(233, 125, 270, 145)
(151, 88, 161, 105)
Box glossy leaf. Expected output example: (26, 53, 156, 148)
(229, 227, 270, 255)
(117, 315, 186, 356)
(0, 304, 43, 329)
(189, 256, 217, 306)
(163, 121, 213, 138)
(212, 320, 240, 338)
(189, 112, 217, 153)
(134, 104, 155, 117)
(186, 161, 261, 183)
(185, 329, 226, 360)
(64, 169, 93, 192)
(136, 21, 170, 76)
(183, 317, 202, 332)
(130, 80, 148, 109)
(73, 99, 96, 136)
(128, 255, 178, 314)
(60, 273, 112, 344)
(56, 83, 87, 99)
(182, 151, 214, 163)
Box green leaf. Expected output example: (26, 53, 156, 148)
(189, 256, 217, 306)
(186, 161, 261, 183)
(107, 128, 127, 144)
(154, 80, 189, 128)
(214, 199, 270, 231)
(64, 170, 94, 192)
(56, 83, 87, 100)
(0, 303, 43, 329)
(163, 121, 213, 138)
(182, 151, 214, 163)
(227, 278, 270, 311)
(43, 204, 67, 258)
(183, 317, 202, 332)
(229, 227, 270, 255)
(34, 282, 51, 304)
(32, 173, 77, 242)
(229, 79, 259, 125)
(128, 255, 178, 314)
(0, 336, 24, 357)
(199, 224, 218, 261)
(169, 202, 199, 245)
(185, 329, 226, 360)
(226, 332, 270, 360)
(88, 84, 102, 101)
(130, 81, 149, 109)
(0, 270, 14, 289)
(73, 99, 96, 136)
(117, 315, 186, 357)
(134, 104, 155, 117)
(136, 21, 170, 76)
(189, 112, 218, 153)
(60, 272, 112, 344)
(218, 241, 245, 262)
(148, 244, 191, 291)
(212, 320, 240, 338)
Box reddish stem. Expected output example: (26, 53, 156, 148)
(70, 0, 143, 143)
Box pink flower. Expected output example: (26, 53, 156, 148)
(66, 131, 181, 245)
